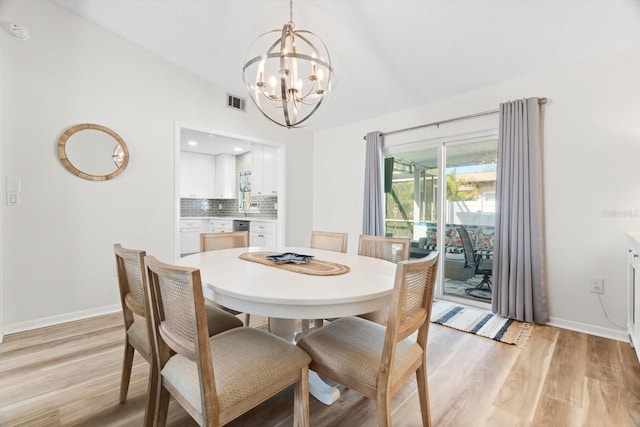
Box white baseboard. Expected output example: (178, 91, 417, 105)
(0, 306, 630, 347)
(548, 316, 629, 343)
(1, 304, 121, 338)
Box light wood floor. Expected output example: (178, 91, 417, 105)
(1, 312, 639, 426)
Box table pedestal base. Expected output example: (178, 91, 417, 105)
(308, 371, 340, 405)
(269, 317, 298, 341)
(269, 318, 340, 405)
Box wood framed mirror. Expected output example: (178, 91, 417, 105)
(57, 123, 130, 181)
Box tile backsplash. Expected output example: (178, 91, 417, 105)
(181, 198, 235, 217)
(181, 195, 277, 219)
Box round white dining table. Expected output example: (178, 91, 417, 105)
(176, 246, 397, 405)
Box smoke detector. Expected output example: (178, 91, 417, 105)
(7, 23, 30, 40)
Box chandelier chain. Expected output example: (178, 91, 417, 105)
(289, 0, 294, 27)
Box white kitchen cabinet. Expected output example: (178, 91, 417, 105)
(251, 145, 264, 195)
(250, 221, 277, 247)
(628, 232, 640, 363)
(180, 151, 216, 199)
(210, 219, 233, 233)
(214, 154, 237, 199)
(262, 146, 277, 195)
(179, 219, 209, 256)
(251, 145, 278, 196)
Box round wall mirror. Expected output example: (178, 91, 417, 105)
(57, 123, 129, 181)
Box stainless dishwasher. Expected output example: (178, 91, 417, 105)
(233, 220, 250, 232)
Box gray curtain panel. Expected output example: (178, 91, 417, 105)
(362, 131, 384, 236)
(492, 98, 549, 324)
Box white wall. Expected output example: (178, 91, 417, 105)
(2, 0, 638, 342)
(0, 0, 313, 335)
(314, 46, 640, 340)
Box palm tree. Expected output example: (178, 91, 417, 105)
(447, 170, 478, 201)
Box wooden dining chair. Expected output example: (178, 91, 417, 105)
(199, 231, 252, 326)
(310, 230, 348, 253)
(359, 235, 410, 263)
(357, 235, 411, 325)
(301, 231, 349, 333)
(297, 252, 439, 427)
(144, 255, 311, 427)
(114, 244, 243, 426)
(200, 231, 249, 252)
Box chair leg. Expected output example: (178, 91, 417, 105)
(293, 367, 310, 427)
(143, 359, 159, 427)
(375, 392, 392, 427)
(119, 341, 135, 403)
(481, 273, 492, 290)
(156, 384, 171, 427)
(416, 363, 432, 427)
(244, 313, 251, 327)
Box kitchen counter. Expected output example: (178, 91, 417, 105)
(180, 216, 278, 222)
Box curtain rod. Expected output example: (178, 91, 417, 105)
(364, 97, 547, 140)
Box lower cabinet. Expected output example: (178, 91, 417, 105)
(210, 219, 233, 233)
(250, 221, 277, 247)
(180, 219, 209, 256)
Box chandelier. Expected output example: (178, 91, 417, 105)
(242, 0, 336, 128)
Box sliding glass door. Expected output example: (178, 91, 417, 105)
(385, 147, 438, 241)
(384, 136, 497, 305)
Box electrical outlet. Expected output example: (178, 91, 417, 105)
(590, 277, 604, 294)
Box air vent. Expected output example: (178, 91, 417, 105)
(226, 94, 246, 112)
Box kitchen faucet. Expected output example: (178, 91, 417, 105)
(240, 198, 248, 216)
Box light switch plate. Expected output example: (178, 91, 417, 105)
(7, 191, 19, 206)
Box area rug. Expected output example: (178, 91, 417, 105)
(430, 300, 532, 346)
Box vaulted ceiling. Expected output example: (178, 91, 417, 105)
(54, 0, 640, 132)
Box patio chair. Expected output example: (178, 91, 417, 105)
(454, 226, 492, 299)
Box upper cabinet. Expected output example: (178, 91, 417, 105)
(214, 154, 237, 199)
(180, 151, 216, 199)
(180, 152, 238, 200)
(252, 145, 278, 195)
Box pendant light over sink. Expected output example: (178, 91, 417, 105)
(242, 0, 336, 128)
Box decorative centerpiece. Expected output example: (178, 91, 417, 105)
(266, 252, 314, 264)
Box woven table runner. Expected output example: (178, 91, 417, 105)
(239, 252, 350, 276)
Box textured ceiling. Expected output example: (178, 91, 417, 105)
(54, 0, 640, 132)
